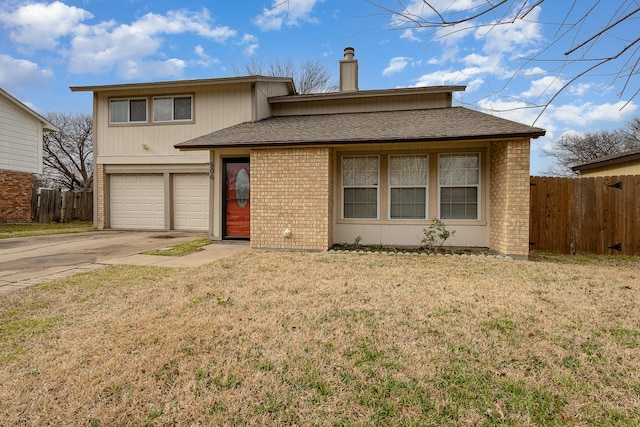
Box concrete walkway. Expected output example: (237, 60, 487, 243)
(0, 232, 249, 294)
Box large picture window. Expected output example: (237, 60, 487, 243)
(342, 156, 378, 219)
(153, 96, 192, 122)
(439, 153, 479, 220)
(110, 98, 147, 123)
(389, 155, 428, 219)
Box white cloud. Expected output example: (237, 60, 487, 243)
(383, 57, 410, 76)
(193, 45, 220, 67)
(551, 101, 637, 126)
(568, 83, 592, 96)
(66, 9, 236, 78)
(116, 58, 186, 80)
(477, 6, 543, 54)
(414, 67, 485, 87)
(254, 0, 322, 31)
(523, 66, 546, 76)
(520, 76, 566, 99)
(400, 28, 421, 42)
(0, 54, 53, 88)
(0, 1, 92, 50)
(239, 34, 259, 56)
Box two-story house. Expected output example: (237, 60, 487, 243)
(0, 88, 59, 223)
(72, 48, 544, 258)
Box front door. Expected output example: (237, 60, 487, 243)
(223, 158, 250, 239)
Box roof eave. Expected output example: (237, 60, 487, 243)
(268, 85, 467, 104)
(572, 153, 640, 171)
(70, 76, 295, 93)
(175, 131, 546, 151)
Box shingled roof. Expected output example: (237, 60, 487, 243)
(175, 107, 545, 150)
(571, 147, 640, 172)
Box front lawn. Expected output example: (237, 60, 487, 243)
(0, 221, 94, 239)
(0, 252, 638, 425)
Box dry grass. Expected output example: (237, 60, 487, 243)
(0, 251, 638, 426)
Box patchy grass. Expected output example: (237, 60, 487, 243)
(142, 238, 212, 256)
(0, 221, 94, 239)
(0, 252, 638, 425)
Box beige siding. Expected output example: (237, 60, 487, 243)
(94, 82, 256, 164)
(579, 161, 640, 177)
(0, 96, 42, 174)
(255, 81, 292, 120)
(271, 93, 451, 116)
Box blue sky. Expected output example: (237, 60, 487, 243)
(1, 0, 638, 174)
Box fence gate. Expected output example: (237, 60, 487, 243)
(529, 175, 640, 256)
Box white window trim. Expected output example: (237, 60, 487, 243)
(388, 154, 429, 220)
(109, 98, 148, 124)
(341, 155, 380, 220)
(152, 95, 193, 123)
(437, 152, 481, 221)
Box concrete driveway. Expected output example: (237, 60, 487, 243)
(0, 231, 248, 294)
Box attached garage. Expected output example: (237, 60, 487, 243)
(173, 174, 209, 231)
(110, 174, 165, 230)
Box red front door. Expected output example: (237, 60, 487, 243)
(224, 159, 250, 239)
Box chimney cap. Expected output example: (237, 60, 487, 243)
(343, 47, 355, 60)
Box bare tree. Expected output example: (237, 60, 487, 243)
(367, 1, 640, 118)
(233, 58, 337, 94)
(543, 117, 640, 175)
(41, 112, 93, 191)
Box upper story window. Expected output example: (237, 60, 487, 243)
(110, 98, 147, 123)
(389, 155, 428, 219)
(342, 155, 379, 219)
(153, 95, 192, 122)
(439, 153, 480, 220)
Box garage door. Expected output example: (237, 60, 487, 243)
(173, 174, 209, 231)
(110, 174, 164, 229)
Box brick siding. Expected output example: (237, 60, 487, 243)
(96, 164, 105, 229)
(0, 169, 33, 223)
(489, 139, 530, 258)
(250, 147, 332, 250)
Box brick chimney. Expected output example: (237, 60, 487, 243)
(340, 47, 358, 92)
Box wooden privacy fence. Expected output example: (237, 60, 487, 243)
(530, 175, 640, 255)
(31, 189, 93, 223)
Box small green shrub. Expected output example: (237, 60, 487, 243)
(420, 218, 455, 253)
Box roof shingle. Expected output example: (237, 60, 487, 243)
(175, 107, 545, 149)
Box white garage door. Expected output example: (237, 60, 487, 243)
(173, 174, 209, 231)
(110, 174, 165, 230)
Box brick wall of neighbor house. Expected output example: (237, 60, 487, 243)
(96, 164, 106, 230)
(251, 147, 332, 250)
(0, 170, 33, 223)
(489, 139, 531, 258)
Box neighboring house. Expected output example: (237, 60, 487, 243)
(72, 48, 545, 258)
(572, 147, 640, 177)
(0, 88, 59, 223)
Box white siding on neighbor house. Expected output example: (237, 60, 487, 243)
(0, 95, 42, 174)
(173, 173, 209, 231)
(94, 83, 256, 164)
(110, 174, 165, 229)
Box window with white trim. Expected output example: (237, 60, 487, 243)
(110, 98, 147, 123)
(439, 153, 479, 220)
(389, 154, 428, 219)
(153, 95, 192, 122)
(342, 155, 378, 219)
